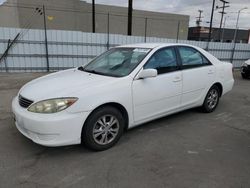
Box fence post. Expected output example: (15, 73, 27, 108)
(205, 40, 210, 51)
(144, 17, 148, 43)
(107, 13, 110, 50)
(230, 42, 237, 64)
(43, 5, 50, 72)
(176, 21, 180, 43)
(3, 39, 11, 72)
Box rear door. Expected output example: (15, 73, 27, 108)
(177, 46, 215, 107)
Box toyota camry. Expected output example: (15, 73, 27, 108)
(12, 43, 234, 151)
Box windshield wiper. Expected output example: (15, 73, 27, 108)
(77, 67, 101, 75)
(78, 67, 119, 77)
(83, 69, 109, 76)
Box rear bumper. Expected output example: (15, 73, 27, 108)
(12, 96, 90, 147)
(222, 78, 234, 96)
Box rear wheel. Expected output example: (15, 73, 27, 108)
(201, 85, 220, 113)
(82, 106, 124, 151)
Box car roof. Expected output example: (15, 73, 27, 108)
(118, 43, 195, 49)
(118, 43, 220, 65)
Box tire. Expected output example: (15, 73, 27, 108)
(201, 85, 220, 113)
(241, 73, 248, 79)
(82, 106, 124, 151)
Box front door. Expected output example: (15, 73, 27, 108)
(132, 47, 182, 124)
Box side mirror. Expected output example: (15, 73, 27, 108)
(138, 69, 157, 79)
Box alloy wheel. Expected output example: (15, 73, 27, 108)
(92, 115, 120, 145)
(207, 89, 219, 110)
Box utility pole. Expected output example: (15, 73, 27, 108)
(216, 0, 229, 41)
(42, 5, 49, 72)
(35, 6, 49, 71)
(221, 16, 228, 42)
(127, 0, 133, 36)
(208, 0, 216, 42)
(92, 0, 95, 33)
(230, 7, 248, 63)
(196, 10, 203, 41)
(196, 10, 203, 27)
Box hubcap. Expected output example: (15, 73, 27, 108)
(207, 89, 218, 109)
(92, 115, 119, 145)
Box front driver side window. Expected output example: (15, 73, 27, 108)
(144, 47, 178, 74)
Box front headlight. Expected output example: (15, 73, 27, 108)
(28, 98, 78, 113)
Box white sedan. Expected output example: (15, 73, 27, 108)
(12, 43, 234, 151)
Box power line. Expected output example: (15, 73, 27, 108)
(208, 0, 216, 42)
(7, 8, 44, 52)
(196, 10, 203, 27)
(227, 11, 250, 14)
(3, 2, 80, 12)
(216, 0, 230, 40)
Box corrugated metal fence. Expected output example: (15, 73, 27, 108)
(0, 27, 250, 72)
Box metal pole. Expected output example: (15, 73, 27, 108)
(219, 5, 225, 40)
(127, 0, 133, 35)
(233, 10, 241, 44)
(218, 0, 229, 40)
(92, 0, 95, 33)
(43, 5, 49, 72)
(208, 0, 216, 42)
(221, 16, 227, 42)
(107, 13, 110, 50)
(230, 10, 241, 64)
(230, 8, 247, 63)
(0, 33, 20, 63)
(196, 10, 203, 27)
(4, 39, 11, 72)
(176, 21, 180, 43)
(144, 17, 147, 42)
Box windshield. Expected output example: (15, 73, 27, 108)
(83, 47, 151, 77)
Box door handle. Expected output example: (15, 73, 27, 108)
(208, 70, 214, 74)
(173, 76, 182, 82)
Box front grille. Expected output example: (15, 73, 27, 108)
(19, 95, 34, 108)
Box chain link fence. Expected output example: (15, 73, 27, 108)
(0, 26, 250, 72)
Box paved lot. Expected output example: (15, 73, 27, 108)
(0, 71, 250, 188)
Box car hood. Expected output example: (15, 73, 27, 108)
(19, 68, 118, 101)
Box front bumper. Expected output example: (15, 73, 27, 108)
(12, 96, 90, 147)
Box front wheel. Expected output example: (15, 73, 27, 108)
(82, 106, 124, 151)
(201, 85, 220, 113)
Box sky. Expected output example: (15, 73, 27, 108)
(0, 0, 249, 29)
(84, 0, 250, 29)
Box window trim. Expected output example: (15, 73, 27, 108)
(176, 46, 212, 70)
(143, 46, 181, 75)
